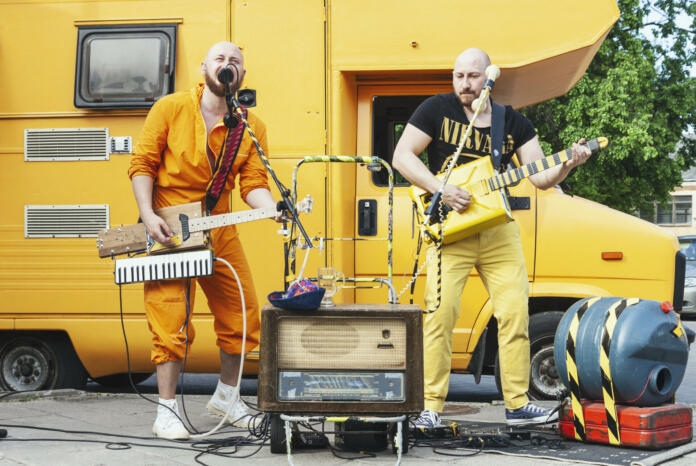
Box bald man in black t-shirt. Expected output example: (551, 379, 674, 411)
(393, 48, 592, 428)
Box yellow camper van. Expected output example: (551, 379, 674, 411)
(0, 0, 684, 399)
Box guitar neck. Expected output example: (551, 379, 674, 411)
(188, 207, 277, 233)
(486, 137, 606, 192)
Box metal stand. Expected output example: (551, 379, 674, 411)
(287, 155, 397, 303)
(222, 73, 314, 248)
(279, 414, 406, 466)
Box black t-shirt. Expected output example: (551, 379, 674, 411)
(408, 93, 536, 174)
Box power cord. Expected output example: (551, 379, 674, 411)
(0, 422, 269, 465)
(409, 419, 568, 458)
(116, 256, 253, 440)
(0, 263, 267, 464)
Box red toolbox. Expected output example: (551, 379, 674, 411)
(559, 401, 693, 449)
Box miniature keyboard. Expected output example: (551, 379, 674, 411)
(114, 249, 214, 284)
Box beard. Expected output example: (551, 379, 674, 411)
(456, 90, 478, 107)
(204, 70, 230, 97)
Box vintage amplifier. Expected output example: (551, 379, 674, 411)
(258, 303, 423, 415)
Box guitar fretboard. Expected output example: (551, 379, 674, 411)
(188, 207, 277, 233)
(486, 137, 604, 192)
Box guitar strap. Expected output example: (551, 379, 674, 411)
(204, 105, 248, 214)
(490, 101, 506, 172)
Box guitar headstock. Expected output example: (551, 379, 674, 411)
(96, 224, 147, 258)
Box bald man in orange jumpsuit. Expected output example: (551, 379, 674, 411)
(129, 41, 279, 440)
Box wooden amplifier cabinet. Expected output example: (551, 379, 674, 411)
(259, 303, 423, 415)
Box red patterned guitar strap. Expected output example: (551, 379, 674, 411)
(204, 106, 247, 214)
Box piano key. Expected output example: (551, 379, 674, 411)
(114, 250, 214, 285)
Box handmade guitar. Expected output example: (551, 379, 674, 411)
(97, 202, 283, 258)
(410, 137, 608, 244)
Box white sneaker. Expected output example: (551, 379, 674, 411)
(153, 398, 190, 440)
(414, 409, 443, 429)
(206, 382, 256, 428)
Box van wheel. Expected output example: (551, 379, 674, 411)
(494, 311, 565, 401)
(93, 373, 153, 388)
(0, 334, 88, 392)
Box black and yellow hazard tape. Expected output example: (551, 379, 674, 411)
(424, 227, 443, 314)
(672, 318, 685, 339)
(565, 296, 600, 441)
(599, 297, 640, 445)
(302, 155, 374, 163)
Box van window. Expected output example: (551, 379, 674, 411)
(74, 24, 177, 109)
(371, 95, 429, 187)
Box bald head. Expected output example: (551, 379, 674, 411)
(201, 41, 246, 97)
(454, 48, 490, 70)
(452, 48, 491, 109)
(205, 41, 244, 63)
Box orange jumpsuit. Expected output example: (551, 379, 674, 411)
(128, 83, 270, 364)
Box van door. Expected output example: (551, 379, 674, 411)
(354, 85, 536, 358)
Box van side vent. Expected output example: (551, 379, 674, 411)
(25, 205, 109, 238)
(25, 128, 109, 161)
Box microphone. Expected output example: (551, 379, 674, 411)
(217, 66, 235, 84)
(218, 65, 240, 128)
(484, 65, 500, 85)
(472, 65, 501, 112)
(224, 113, 239, 129)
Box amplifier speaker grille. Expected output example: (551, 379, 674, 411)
(259, 304, 424, 415)
(278, 317, 406, 370)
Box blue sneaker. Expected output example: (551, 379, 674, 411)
(414, 409, 442, 429)
(505, 403, 558, 426)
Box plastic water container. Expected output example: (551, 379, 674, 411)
(554, 297, 690, 406)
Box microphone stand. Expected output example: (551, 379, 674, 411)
(222, 84, 314, 249)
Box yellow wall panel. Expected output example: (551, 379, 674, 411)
(0, 0, 228, 115)
(231, 0, 326, 157)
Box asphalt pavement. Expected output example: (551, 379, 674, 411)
(1, 326, 695, 465)
(2, 388, 696, 465)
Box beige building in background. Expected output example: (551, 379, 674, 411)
(640, 136, 696, 238)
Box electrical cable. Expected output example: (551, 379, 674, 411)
(408, 419, 569, 460)
(115, 257, 250, 439)
(188, 256, 248, 440)
(113, 261, 266, 460)
(0, 264, 263, 463)
(178, 277, 201, 433)
(316, 421, 378, 461)
(0, 423, 269, 464)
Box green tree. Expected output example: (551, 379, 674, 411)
(522, 0, 696, 214)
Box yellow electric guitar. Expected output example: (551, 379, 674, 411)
(410, 137, 608, 244)
(97, 197, 312, 258)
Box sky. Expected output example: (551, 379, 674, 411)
(643, 3, 695, 77)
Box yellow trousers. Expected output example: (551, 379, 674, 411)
(423, 221, 530, 411)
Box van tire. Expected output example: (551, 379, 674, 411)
(0, 333, 88, 392)
(494, 311, 565, 401)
